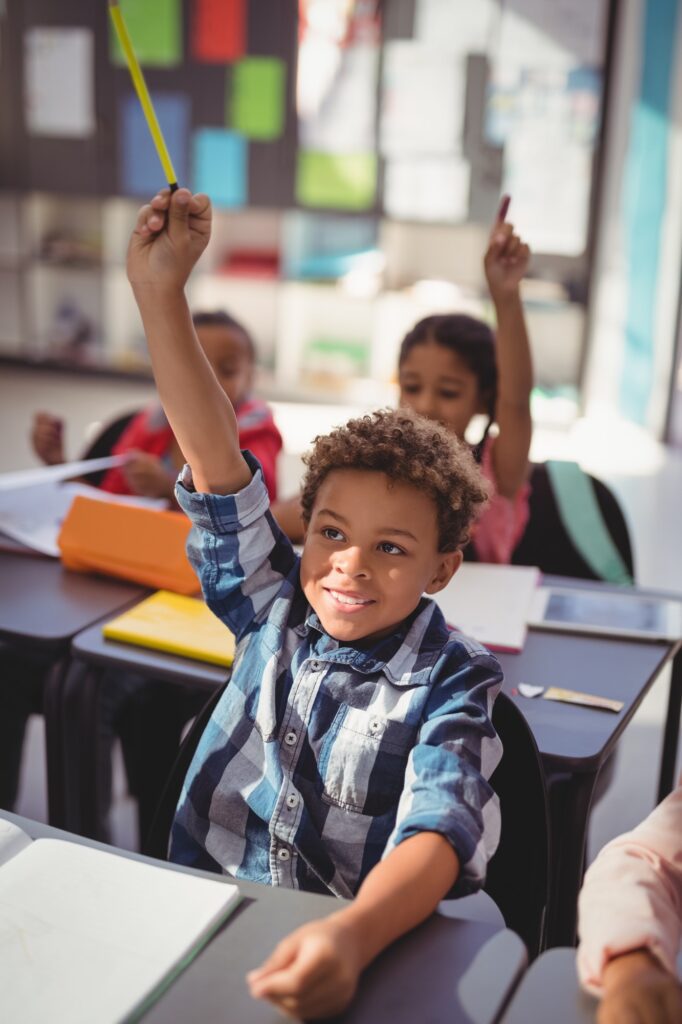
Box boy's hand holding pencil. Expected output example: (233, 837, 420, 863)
(127, 188, 211, 293)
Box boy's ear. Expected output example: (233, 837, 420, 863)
(424, 550, 463, 595)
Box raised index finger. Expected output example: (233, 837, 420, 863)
(495, 193, 511, 225)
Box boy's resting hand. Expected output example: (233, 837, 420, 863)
(599, 950, 682, 1024)
(484, 220, 531, 300)
(126, 187, 211, 293)
(122, 451, 176, 500)
(31, 412, 65, 465)
(247, 914, 363, 1021)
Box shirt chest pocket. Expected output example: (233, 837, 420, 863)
(320, 706, 417, 816)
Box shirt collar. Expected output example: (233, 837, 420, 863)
(294, 598, 448, 685)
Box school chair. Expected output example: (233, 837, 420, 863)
(78, 409, 138, 485)
(144, 687, 550, 958)
(511, 461, 635, 584)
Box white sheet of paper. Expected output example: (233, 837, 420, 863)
(0, 480, 166, 557)
(415, 0, 498, 56)
(0, 455, 126, 491)
(0, 838, 240, 1024)
(380, 42, 466, 157)
(435, 563, 540, 653)
(299, 44, 379, 153)
(384, 155, 471, 222)
(496, 0, 607, 71)
(24, 27, 95, 138)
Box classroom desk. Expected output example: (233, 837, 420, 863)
(499, 946, 682, 1023)
(0, 550, 148, 825)
(2, 811, 526, 1024)
(63, 575, 682, 949)
(497, 575, 682, 949)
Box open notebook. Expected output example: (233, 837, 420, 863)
(435, 563, 540, 653)
(0, 817, 240, 1024)
(103, 590, 235, 667)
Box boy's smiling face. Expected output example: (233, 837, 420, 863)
(300, 469, 461, 644)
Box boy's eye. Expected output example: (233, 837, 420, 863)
(322, 527, 345, 542)
(400, 384, 420, 394)
(378, 541, 404, 556)
(440, 390, 461, 400)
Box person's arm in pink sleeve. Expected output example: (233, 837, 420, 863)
(577, 781, 682, 1021)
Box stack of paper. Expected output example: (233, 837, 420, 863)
(435, 563, 540, 653)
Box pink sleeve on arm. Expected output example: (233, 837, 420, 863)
(470, 437, 530, 564)
(577, 779, 682, 995)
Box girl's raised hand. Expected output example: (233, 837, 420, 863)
(127, 187, 211, 292)
(484, 196, 531, 300)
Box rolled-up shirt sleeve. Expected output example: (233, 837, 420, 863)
(577, 779, 682, 994)
(175, 450, 299, 642)
(383, 644, 503, 896)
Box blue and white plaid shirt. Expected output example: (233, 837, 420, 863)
(171, 453, 503, 899)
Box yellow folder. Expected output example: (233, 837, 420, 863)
(102, 590, 235, 667)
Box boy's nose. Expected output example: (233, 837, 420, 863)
(411, 392, 438, 419)
(334, 547, 370, 578)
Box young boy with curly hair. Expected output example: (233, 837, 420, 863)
(127, 187, 503, 1021)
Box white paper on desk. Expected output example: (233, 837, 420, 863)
(24, 27, 95, 138)
(435, 563, 540, 652)
(0, 836, 240, 1024)
(0, 454, 127, 491)
(0, 481, 166, 557)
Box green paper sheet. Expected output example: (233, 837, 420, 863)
(110, 0, 182, 68)
(230, 57, 286, 141)
(296, 152, 377, 211)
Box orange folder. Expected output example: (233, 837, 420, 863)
(58, 495, 200, 595)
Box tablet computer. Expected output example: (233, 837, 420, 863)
(528, 586, 682, 642)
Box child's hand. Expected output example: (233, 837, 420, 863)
(122, 451, 175, 500)
(31, 412, 65, 465)
(126, 187, 211, 293)
(484, 213, 531, 301)
(599, 950, 682, 1024)
(246, 915, 362, 1020)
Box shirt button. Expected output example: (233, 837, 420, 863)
(284, 730, 297, 746)
(310, 660, 321, 671)
(277, 847, 291, 862)
(369, 718, 382, 734)
(286, 793, 299, 809)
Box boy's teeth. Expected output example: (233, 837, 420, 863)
(332, 590, 369, 605)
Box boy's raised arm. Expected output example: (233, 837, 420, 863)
(127, 188, 251, 495)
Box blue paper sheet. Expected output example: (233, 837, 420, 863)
(120, 92, 190, 196)
(192, 128, 247, 208)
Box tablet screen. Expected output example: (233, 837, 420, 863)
(545, 591, 666, 634)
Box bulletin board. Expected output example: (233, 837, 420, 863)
(1, 0, 615, 255)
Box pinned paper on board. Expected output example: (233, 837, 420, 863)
(230, 57, 286, 141)
(415, 0, 497, 56)
(192, 0, 246, 62)
(120, 92, 189, 197)
(379, 41, 466, 158)
(110, 0, 181, 67)
(24, 28, 95, 138)
(298, 45, 379, 154)
(384, 155, 471, 222)
(495, 0, 607, 73)
(193, 128, 247, 208)
(296, 151, 377, 211)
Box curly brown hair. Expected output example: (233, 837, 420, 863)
(300, 408, 488, 552)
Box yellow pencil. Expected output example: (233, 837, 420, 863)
(108, 0, 179, 191)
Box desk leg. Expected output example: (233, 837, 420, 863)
(657, 646, 682, 803)
(43, 655, 73, 828)
(61, 660, 108, 841)
(545, 770, 598, 949)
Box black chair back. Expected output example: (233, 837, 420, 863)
(484, 691, 549, 958)
(511, 463, 634, 580)
(79, 411, 138, 486)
